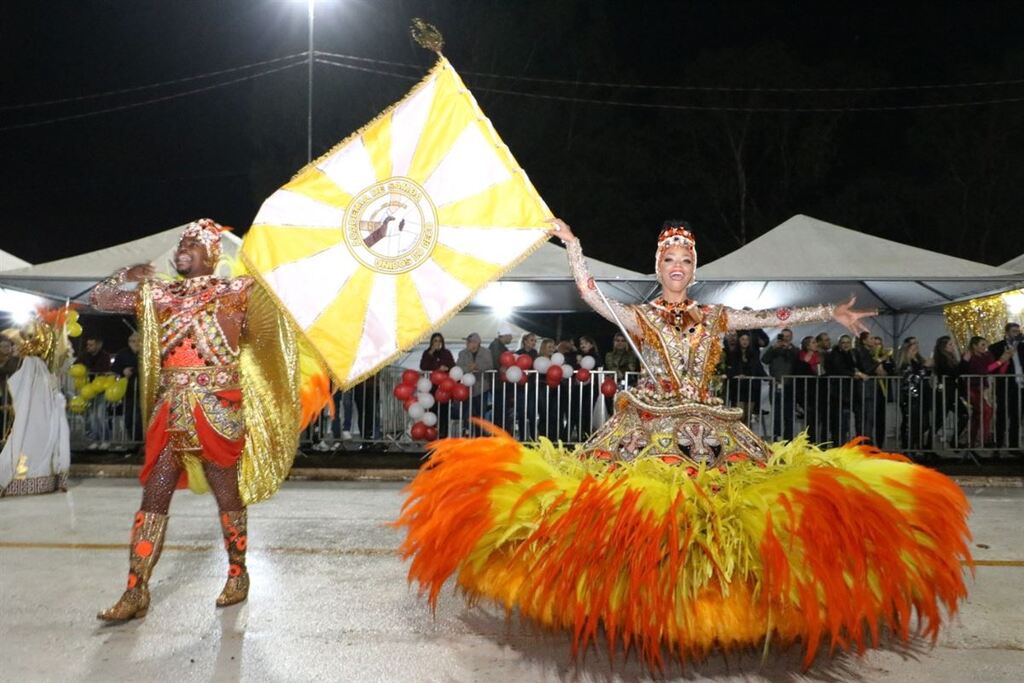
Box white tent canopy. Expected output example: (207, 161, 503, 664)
(0, 249, 30, 272)
(1001, 252, 1024, 274)
(689, 215, 1020, 312)
(0, 229, 652, 313)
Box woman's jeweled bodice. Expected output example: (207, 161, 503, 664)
(630, 302, 728, 405)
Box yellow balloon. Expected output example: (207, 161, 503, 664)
(94, 375, 115, 390)
(66, 321, 83, 338)
(69, 396, 88, 414)
(105, 378, 129, 402)
(69, 363, 87, 378)
(65, 309, 79, 324)
(80, 385, 98, 400)
(73, 376, 88, 391)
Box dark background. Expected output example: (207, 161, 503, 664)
(3, 0, 1024, 274)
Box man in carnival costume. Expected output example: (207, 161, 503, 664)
(397, 218, 972, 670)
(91, 219, 322, 621)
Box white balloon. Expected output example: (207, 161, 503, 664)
(550, 352, 565, 366)
(448, 366, 464, 381)
(461, 373, 476, 387)
(422, 411, 438, 427)
(407, 403, 425, 420)
(561, 364, 574, 378)
(580, 355, 596, 370)
(505, 366, 523, 383)
(534, 357, 551, 374)
(417, 392, 436, 408)
(416, 377, 432, 394)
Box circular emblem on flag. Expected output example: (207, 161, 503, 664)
(342, 177, 438, 274)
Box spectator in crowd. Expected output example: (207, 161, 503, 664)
(489, 327, 515, 370)
(515, 332, 538, 359)
(81, 335, 113, 448)
(795, 336, 822, 441)
(535, 338, 557, 438)
(815, 332, 832, 354)
(962, 335, 1014, 448)
(725, 332, 766, 427)
(81, 335, 112, 375)
(456, 333, 494, 435)
(932, 335, 963, 446)
(894, 337, 932, 451)
(489, 327, 517, 433)
(988, 322, 1023, 450)
(577, 336, 600, 364)
(573, 336, 601, 440)
(410, 332, 459, 442)
(420, 332, 455, 372)
(513, 333, 539, 440)
(604, 333, 639, 383)
(853, 332, 886, 445)
(557, 339, 579, 369)
(761, 328, 798, 440)
(603, 333, 638, 417)
(111, 332, 141, 443)
(736, 308, 770, 349)
(824, 334, 859, 444)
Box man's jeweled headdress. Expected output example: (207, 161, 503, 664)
(179, 218, 224, 262)
(655, 222, 697, 274)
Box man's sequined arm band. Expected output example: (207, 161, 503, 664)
(89, 268, 138, 313)
(565, 239, 639, 336)
(724, 304, 835, 331)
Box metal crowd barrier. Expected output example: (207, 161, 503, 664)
(2, 368, 1021, 461)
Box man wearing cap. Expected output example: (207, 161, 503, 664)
(457, 333, 494, 435)
(489, 327, 515, 430)
(90, 218, 303, 622)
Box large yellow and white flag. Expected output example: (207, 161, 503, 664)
(242, 57, 551, 388)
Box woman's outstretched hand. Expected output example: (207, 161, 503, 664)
(546, 217, 577, 243)
(833, 295, 876, 335)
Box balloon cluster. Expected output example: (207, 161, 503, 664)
(500, 352, 617, 397)
(392, 367, 474, 441)
(67, 364, 128, 413)
(64, 309, 83, 338)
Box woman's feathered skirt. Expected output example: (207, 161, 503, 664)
(395, 426, 972, 669)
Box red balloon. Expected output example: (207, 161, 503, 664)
(410, 422, 428, 440)
(499, 351, 516, 368)
(425, 427, 439, 441)
(498, 370, 507, 383)
(403, 396, 418, 411)
(453, 384, 470, 402)
(600, 379, 617, 397)
(515, 354, 533, 370)
(435, 389, 451, 404)
(546, 374, 562, 388)
(518, 373, 529, 385)
(439, 378, 457, 393)
(546, 365, 563, 382)
(576, 368, 591, 384)
(429, 369, 448, 386)
(401, 369, 421, 386)
(393, 383, 414, 400)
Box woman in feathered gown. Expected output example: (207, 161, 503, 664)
(396, 219, 971, 670)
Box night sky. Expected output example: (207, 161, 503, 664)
(3, 0, 1024, 272)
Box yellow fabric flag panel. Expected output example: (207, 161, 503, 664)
(241, 57, 551, 388)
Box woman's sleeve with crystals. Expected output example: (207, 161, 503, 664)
(723, 303, 835, 331)
(565, 239, 640, 336)
(89, 269, 138, 313)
